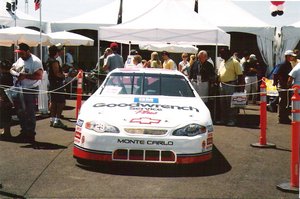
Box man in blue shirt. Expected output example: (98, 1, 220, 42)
(103, 43, 124, 72)
(273, 50, 294, 124)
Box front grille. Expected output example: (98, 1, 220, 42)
(113, 149, 176, 163)
(124, 128, 168, 135)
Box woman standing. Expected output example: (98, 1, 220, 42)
(149, 52, 162, 68)
(178, 53, 190, 76)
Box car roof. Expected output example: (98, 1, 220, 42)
(110, 68, 184, 76)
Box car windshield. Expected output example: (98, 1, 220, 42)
(100, 73, 195, 97)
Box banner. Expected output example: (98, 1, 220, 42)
(265, 78, 278, 96)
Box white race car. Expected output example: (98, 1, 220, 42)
(74, 68, 213, 164)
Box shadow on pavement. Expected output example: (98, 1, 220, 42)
(61, 127, 75, 132)
(213, 114, 260, 129)
(63, 105, 75, 110)
(237, 114, 260, 129)
(273, 146, 291, 152)
(0, 190, 25, 199)
(20, 141, 68, 150)
(76, 146, 231, 177)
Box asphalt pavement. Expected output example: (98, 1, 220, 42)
(0, 99, 299, 199)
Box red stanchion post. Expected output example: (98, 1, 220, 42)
(251, 77, 276, 148)
(277, 85, 300, 193)
(76, 70, 83, 119)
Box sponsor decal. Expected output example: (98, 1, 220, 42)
(75, 131, 81, 140)
(130, 117, 161, 124)
(135, 109, 157, 114)
(93, 103, 199, 112)
(232, 96, 247, 102)
(117, 139, 173, 146)
(76, 119, 84, 127)
(207, 137, 213, 145)
(134, 97, 159, 103)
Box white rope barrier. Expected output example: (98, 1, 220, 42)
(0, 76, 295, 100)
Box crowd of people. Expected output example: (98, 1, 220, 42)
(0, 43, 78, 143)
(93, 42, 264, 126)
(95, 42, 299, 126)
(1, 41, 299, 143)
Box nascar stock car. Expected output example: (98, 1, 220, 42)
(74, 68, 213, 164)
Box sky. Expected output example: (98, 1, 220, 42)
(17, 0, 112, 22)
(15, 0, 300, 27)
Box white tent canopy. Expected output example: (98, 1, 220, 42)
(51, 0, 162, 32)
(48, 31, 94, 46)
(193, 0, 275, 71)
(99, 0, 230, 46)
(0, 26, 50, 47)
(139, 43, 198, 54)
(279, 23, 300, 65)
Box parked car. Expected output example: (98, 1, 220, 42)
(74, 68, 213, 164)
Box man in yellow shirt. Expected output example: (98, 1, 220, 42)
(162, 51, 177, 70)
(217, 48, 244, 126)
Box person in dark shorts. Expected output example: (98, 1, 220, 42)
(273, 50, 294, 124)
(0, 60, 13, 140)
(47, 45, 67, 128)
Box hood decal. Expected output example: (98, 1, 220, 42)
(134, 97, 159, 103)
(93, 103, 199, 112)
(130, 117, 161, 124)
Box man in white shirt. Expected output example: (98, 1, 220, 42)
(10, 43, 43, 143)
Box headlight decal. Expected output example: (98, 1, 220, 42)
(173, 123, 211, 136)
(85, 121, 120, 134)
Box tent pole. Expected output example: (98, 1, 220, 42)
(214, 30, 219, 123)
(39, 1, 42, 61)
(129, 41, 132, 54)
(215, 30, 218, 65)
(97, 30, 100, 64)
(63, 47, 66, 64)
(121, 43, 123, 57)
(98, 38, 101, 88)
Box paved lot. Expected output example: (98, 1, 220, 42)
(0, 99, 298, 198)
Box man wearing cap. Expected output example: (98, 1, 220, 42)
(10, 43, 43, 142)
(290, 49, 300, 68)
(243, 54, 259, 104)
(273, 50, 294, 124)
(103, 42, 124, 72)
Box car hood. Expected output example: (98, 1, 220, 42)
(79, 95, 212, 128)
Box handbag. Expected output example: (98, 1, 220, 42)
(5, 86, 25, 109)
(231, 92, 247, 108)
